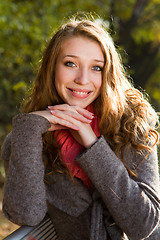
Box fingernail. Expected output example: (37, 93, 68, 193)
(86, 119, 92, 123)
(89, 112, 94, 116)
(50, 110, 55, 114)
(88, 115, 94, 119)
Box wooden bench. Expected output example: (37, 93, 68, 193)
(3, 215, 58, 240)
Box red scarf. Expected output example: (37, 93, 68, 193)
(54, 105, 100, 189)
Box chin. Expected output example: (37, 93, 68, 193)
(72, 101, 91, 108)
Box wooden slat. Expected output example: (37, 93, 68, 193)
(3, 215, 58, 240)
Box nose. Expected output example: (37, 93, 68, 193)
(74, 67, 90, 85)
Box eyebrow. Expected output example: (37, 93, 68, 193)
(63, 55, 104, 63)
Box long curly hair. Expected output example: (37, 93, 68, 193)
(21, 16, 159, 177)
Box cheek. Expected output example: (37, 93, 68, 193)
(54, 67, 65, 90)
(94, 75, 103, 91)
(54, 74, 63, 99)
(55, 65, 71, 88)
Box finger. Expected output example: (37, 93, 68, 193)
(48, 104, 94, 119)
(50, 109, 91, 127)
(50, 114, 80, 131)
(74, 105, 94, 119)
(51, 109, 91, 124)
(48, 124, 67, 131)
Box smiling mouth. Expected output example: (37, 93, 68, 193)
(68, 88, 92, 98)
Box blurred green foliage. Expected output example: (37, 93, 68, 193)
(0, 0, 160, 181)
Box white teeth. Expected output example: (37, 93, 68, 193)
(72, 90, 88, 95)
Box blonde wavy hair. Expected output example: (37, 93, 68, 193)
(22, 16, 159, 176)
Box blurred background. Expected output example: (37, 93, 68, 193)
(0, 0, 160, 238)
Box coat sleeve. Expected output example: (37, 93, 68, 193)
(75, 135, 160, 240)
(1, 113, 51, 226)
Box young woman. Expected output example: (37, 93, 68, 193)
(1, 17, 160, 240)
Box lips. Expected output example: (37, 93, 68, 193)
(68, 88, 92, 99)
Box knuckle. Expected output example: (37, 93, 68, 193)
(75, 105, 80, 111)
(64, 104, 69, 108)
(62, 119, 68, 125)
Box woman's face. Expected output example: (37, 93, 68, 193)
(55, 36, 104, 108)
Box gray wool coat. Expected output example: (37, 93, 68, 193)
(1, 113, 160, 240)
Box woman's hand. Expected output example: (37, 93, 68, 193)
(30, 109, 78, 131)
(30, 104, 97, 148)
(30, 105, 97, 147)
(48, 104, 98, 148)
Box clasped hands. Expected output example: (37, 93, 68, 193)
(31, 104, 97, 148)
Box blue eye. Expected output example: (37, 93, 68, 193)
(92, 66, 103, 71)
(64, 61, 75, 67)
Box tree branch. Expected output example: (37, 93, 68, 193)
(130, 0, 150, 26)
